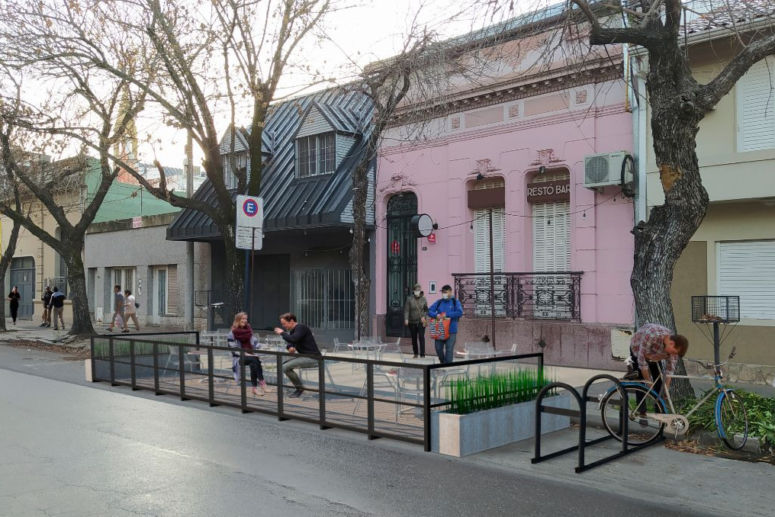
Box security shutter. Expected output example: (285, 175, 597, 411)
(737, 56, 775, 152)
(718, 241, 775, 319)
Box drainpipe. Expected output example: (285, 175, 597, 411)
(634, 57, 648, 224)
(185, 132, 195, 330)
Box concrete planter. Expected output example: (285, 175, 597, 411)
(431, 394, 570, 457)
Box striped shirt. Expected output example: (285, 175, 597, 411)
(630, 323, 678, 377)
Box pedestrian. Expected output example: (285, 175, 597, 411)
(49, 286, 66, 330)
(7, 286, 21, 325)
(228, 312, 269, 396)
(404, 283, 428, 358)
(274, 312, 320, 398)
(428, 284, 463, 364)
(40, 286, 52, 327)
(122, 290, 141, 332)
(107, 285, 124, 332)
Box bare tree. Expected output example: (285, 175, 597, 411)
(0, 112, 23, 332)
(0, 0, 333, 315)
(0, 14, 146, 335)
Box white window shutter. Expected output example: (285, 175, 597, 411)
(718, 241, 775, 319)
(473, 207, 505, 273)
(533, 201, 570, 272)
(737, 56, 775, 152)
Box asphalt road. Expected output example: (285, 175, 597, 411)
(0, 344, 703, 517)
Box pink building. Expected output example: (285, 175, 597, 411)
(373, 16, 635, 368)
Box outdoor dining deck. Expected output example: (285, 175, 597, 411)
(90, 331, 545, 450)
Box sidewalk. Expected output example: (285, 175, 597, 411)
(463, 427, 773, 516)
(0, 318, 188, 347)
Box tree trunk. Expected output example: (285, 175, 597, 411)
(0, 217, 21, 332)
(349, 156, 371, 340)
(64, 246, 95, 336)
(632, 49, 709, 401)
(222, 225, 246, 318)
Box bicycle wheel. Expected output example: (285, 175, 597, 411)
(716, 390, 748, 450)
(600, 384, 665, 446)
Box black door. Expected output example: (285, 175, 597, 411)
(386, 193, 417, 337)
(10, 257, 35, 319)
(251, 254, 290, 331)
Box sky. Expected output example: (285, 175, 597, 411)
(137, 0, 544, 169)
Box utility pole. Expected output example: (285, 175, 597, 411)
(185, 132, 195, 330)
(488, 208, 496, 350)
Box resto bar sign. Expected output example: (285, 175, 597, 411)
(527, 179, 570, 203)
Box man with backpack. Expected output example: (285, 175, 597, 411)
(48, 286, 66, 330)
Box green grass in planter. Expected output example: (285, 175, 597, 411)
(446, 369, 554, 415)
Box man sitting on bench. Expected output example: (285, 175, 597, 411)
(274, 312, 321, 398)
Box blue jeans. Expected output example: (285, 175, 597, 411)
(435, 333, 457, 364)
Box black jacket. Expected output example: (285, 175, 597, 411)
(280, 323, 320, 356)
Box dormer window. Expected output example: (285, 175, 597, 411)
(298, 132, 335, 178)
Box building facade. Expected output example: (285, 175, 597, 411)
(640, 36, 775, 366)
(374, 13, 636, 368)
(167, 87, 374, 344)
(85, 213, 210, 329)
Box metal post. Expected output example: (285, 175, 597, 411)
(318, 357, 328, 429)
(90, 337, 97, 382)
(277, 354, 288, 420)
(488, 208, 496, 349)
(713, 321, 721, 372)
(129, 340, 137, 390)
(208, 347, 215, 407)
(423, 366, 432, 452)
(367, 363, 376, 440)
(249, 229, 255, 321)
(240, 349, 247, 413)
(109, 337, 116, 386)
(243, 249, 250, 312)
(153, 343, 160, 394)
(178, 344, 187, 400)
(185, 131, 195, 331)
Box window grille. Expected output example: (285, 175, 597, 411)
(293, 268, 354, 329)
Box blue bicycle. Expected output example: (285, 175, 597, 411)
(599, 347, 748, 450)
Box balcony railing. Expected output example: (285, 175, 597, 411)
(453, 272, 583, 321)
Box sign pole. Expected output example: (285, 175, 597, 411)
(250, 228, 256, 321)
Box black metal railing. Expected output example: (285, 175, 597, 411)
(90, 332, 544, 451)
(453, 271, 583, 321)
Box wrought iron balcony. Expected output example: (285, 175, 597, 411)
(452, 272, 583, 321)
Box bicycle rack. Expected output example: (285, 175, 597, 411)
(532, 374, 664, 473)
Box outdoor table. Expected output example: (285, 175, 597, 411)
(347, 342, 385, 361)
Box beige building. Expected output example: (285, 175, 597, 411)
(1, 157, 90, 323)
(637, 36, 775, 366)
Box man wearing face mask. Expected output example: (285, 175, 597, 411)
(428, 285, 464, 363)
(404, 283, 428, 358)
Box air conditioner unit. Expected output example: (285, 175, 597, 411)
(584, 151, 629, 189)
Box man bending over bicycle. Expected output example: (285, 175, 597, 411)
(624, 323, 689, 394)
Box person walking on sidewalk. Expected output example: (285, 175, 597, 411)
(428, 284, 464, 364)
(404, 283, 428, 358)
(274, 312, 320, 398)
(49, 287, 66, 330)
(41, 286, 52, 327)
(7, 286, 21, 325)
(122, 290, 141, 332)
(228, 312, 268, 396)
(107, 285, 124, 332)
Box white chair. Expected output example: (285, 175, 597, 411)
(162, 345, 197, 376)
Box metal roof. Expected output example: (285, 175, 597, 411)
(167, 86, 374, 241)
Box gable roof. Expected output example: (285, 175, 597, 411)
(167, 85, 373, 241)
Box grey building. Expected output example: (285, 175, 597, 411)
(167, 86, 375, 343)
(85, 213, 211, 329)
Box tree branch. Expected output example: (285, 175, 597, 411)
(698, 33, 775, 113)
